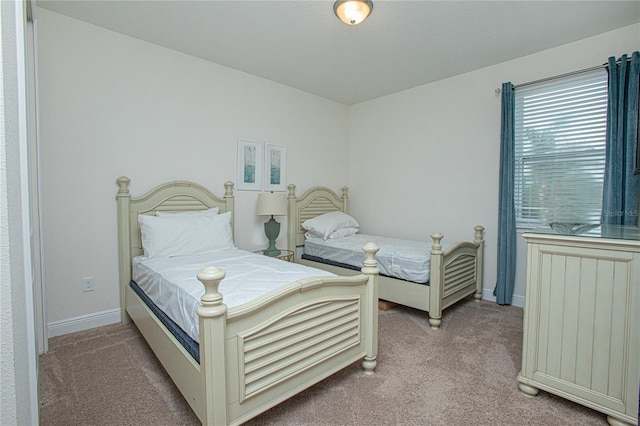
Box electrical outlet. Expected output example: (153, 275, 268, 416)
(82, 277, 94, 292)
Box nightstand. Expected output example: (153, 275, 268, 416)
(255, 249, 294, 262)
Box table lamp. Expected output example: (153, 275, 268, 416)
(256, 192, 287, 256)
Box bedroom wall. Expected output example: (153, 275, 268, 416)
(36, 8, 350, 330)
(347, 23, 640, 306)
(37, 6, 639, 331)
(1, 0, 39, 422)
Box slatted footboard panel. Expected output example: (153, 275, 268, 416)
(237, 297, 361, 402)
(443, 253, 477, 300)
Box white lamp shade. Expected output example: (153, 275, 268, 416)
(256, 192, 287, 216)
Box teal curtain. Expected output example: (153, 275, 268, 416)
(494, 82, 516, 305)
(602, 51, 640, 225)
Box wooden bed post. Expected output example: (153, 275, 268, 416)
(341, 186, 349, 213)
(223, 181, 235, 228)
(116, 176, 132, 323)
(287, 184, 297, 254)
(473, 225, 485, 301)
(361, 242, 380, 375)
(428, 232, 444, 330)
(197, 267, 229, 426)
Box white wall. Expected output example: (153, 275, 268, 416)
(1, 0, 39, 424)
(38, 6, 640, 329)
(348, 24, 640, 304)
(36, 8, 349, 327)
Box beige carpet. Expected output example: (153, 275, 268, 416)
(39, 299, 607, 425)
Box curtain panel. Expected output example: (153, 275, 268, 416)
(494, 82, 516, 305)
(602, 51, 640, 225)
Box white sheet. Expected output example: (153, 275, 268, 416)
(304, 234, 435, 284)
(133, 248, 334, 343)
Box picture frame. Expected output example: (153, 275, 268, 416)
(264, 143, 287, 192)
(237, 139, 263, 191)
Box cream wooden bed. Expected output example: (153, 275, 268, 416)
(287, 184, 484, 330)
(116, 177, 380, 425)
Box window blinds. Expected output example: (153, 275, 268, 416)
(514, 69, 608, 228)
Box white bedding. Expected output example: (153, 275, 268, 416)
(133, 248, 334, 343)
(304, 234, 437, 284)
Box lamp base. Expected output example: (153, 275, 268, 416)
(263, 217, 281, 257)
(262, 247, 282, 257)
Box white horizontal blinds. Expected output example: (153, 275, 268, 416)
(514, 69, 608, 228)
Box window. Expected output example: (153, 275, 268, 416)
(514, 69, 608, 229)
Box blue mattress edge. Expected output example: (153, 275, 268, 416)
(129, 280, 200, 363)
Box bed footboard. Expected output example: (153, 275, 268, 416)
(196, 244, 380, 425)
(427, 225, 484, 329)
(117, 177, 380, 425)
(286, 183, 485, 331)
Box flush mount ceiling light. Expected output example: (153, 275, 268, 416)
(333, 0, 373, 25)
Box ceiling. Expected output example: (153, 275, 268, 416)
(36, 1, 640, 105)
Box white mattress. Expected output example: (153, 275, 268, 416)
(304, 234, 435, 284)
(133, 248, 334, 343)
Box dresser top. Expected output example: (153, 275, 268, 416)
(525, 224, 640, 242)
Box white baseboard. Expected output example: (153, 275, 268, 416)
(481, 289, 525, 308)
(47, 308, 122, 338)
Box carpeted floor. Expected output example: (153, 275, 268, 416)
(39, 299, 608, 425)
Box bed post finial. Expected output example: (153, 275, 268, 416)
(287, 184, 296, 197)
(116, 176, 131, 195)
(224, 181, 234, 197)
(430, 232, 443, 252)
(197, 266, 226, 310)
(362, 242, 379, 271)
(474, 225, 485, 243)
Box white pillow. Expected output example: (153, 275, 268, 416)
(327, 227, 359, 239)
(155, 207, 219, 217)
(302, 211, 359, 240)
(139, 211, 234, 258)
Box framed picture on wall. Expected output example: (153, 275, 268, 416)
(237, 139, 263, 190)
(264, 143, 287, 192)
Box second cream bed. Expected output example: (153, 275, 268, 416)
(287, 184, 484, 329)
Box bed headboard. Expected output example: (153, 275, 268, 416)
(287, 184, 349, 251)
(116, 176, 234, 321)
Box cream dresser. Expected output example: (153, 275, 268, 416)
(519, 226, 639, 426)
